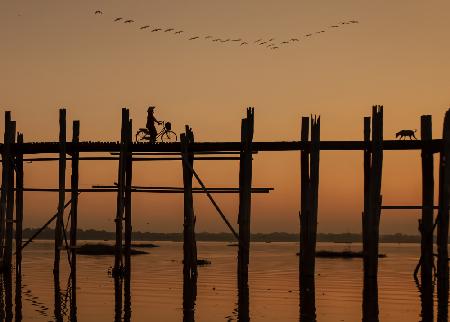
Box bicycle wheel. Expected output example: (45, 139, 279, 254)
(136, 129, 149, 142)
(160, 130, 178, 143)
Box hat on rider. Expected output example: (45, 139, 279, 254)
(148, 106, 156, 112)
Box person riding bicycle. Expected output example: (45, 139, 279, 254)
(146, 106, 162, 143)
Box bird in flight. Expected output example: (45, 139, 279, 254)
(281, 41, 289, 44)
(189, 36, 199, 40)
(232, 38, 242, 42)
(271, 46, 279, 50)
(267, 43, 274, 48)
(259, 41, 267, 45)
(268, 38, 275, 42)
(124, 20, 134, 23)
(254, 39, 263, 43)
(240, 42, 248, 46)
(305, 34, 312, 37)
(114, 17, 122, 22)
(95, 10, 103, 15)
(213, 38, 221, 42)
(165, 28, 174, 32)
(174, 30, 183, 34)
(330, 25, 339, 28)
(291, 38, 299, 42)
(140, 25, 150, 30)
(349, 20, 359, 23)
(151, 28, 162, 32)
(205, 35, 213, 39)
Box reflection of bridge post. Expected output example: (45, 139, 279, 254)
(54, 272, 63, 322)
(238, 279, 250, 322)
(15, 269, 23, 322)
(362, 277, 379, 322)
(114, 276, 123, 322)
(299, 275, 316, 322)
(437, 110, 450, 322)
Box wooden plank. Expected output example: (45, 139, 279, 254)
(420, 115, 434, 290)
(15, 133, 24, 273)
(20, 156, 241, 161)
(10, 139, 443, 155)
(54, 109, 66, 274)
(437, 108, 450, 318)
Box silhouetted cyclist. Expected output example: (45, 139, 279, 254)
(146, 106, 162, 143)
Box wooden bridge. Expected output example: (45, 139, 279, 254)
(0, 105, 448, 321)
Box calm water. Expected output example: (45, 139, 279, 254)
(1, 241, 446, 321)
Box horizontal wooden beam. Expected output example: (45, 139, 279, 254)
(18, 156, 240, 162)
(1, 139, 442, 155)
(381, 205, 439, 210)
(20, 187, 273, 194)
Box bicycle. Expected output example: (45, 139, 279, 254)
(135, 121, 178, 143)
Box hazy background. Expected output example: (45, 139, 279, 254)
(1, 0, 449, 234)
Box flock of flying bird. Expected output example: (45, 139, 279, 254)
(94, 10, 359, 50)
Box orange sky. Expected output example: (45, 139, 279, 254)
(1, 0, 449, 234)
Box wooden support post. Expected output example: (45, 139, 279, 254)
(181, 125, 197, 321)
(15, 133, 24, 274)
(124, 118, 133, 274)
(299, 116, 320, 278)
(362, 117, 370, 261)
(69, 120, 79, 320)
(5, 119, 16, 270)
(54, 109, 66, 274)
(437, 109, 450, 318)
(363, 105, 383, 278)
(114, 108, 128, 275)
(0, 112, 11, 259)
(420, 116, 434, 296)
(238, 107, 254, 285)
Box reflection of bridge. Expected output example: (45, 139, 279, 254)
(0, 106, 449, 321)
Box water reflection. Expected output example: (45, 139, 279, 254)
(362, 277, 379, 322)
(183, 266, 197, 322)
(299, 275, 316, 322)
(14, 270, 22, 322)
(415, 274, 434, 322)
(437, 269, 448, 322)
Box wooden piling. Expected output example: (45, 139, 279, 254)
(5, 119, 16, 269)
(299, 116, 320, 278)
(114, 108, 128, 275)
(181, 125, 197, 321)
(69, 120, 79, 320)
(238, 107, 254, 284)
(363, 106, 383, 278)
(437, 109, 450, 318)
(54, 109, 66, 274)
(15, 133, 24, 273)
(420, 115, 434, 290)
(0, 112, 11, 259)
(124, 118, 133, 274)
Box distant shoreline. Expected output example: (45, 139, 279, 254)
(21, 228, 441, 244)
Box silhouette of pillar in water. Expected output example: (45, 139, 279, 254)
(3, 113, 16, 270)
(437, 109, 450, 320)
(124, 117, 133, 322)
(70, 120, 80, 321)
(299, 116, 320, 322)
(419, 115, 434, 321)
(15, 133, 24, 273)
(0, 112, 10, 260)
(181, 125, 197, 322)
(363, 106, 383, 278)
(238, 107, 254, 288)
(114, 108, 129, 275)
(54, 109, 66, 274)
